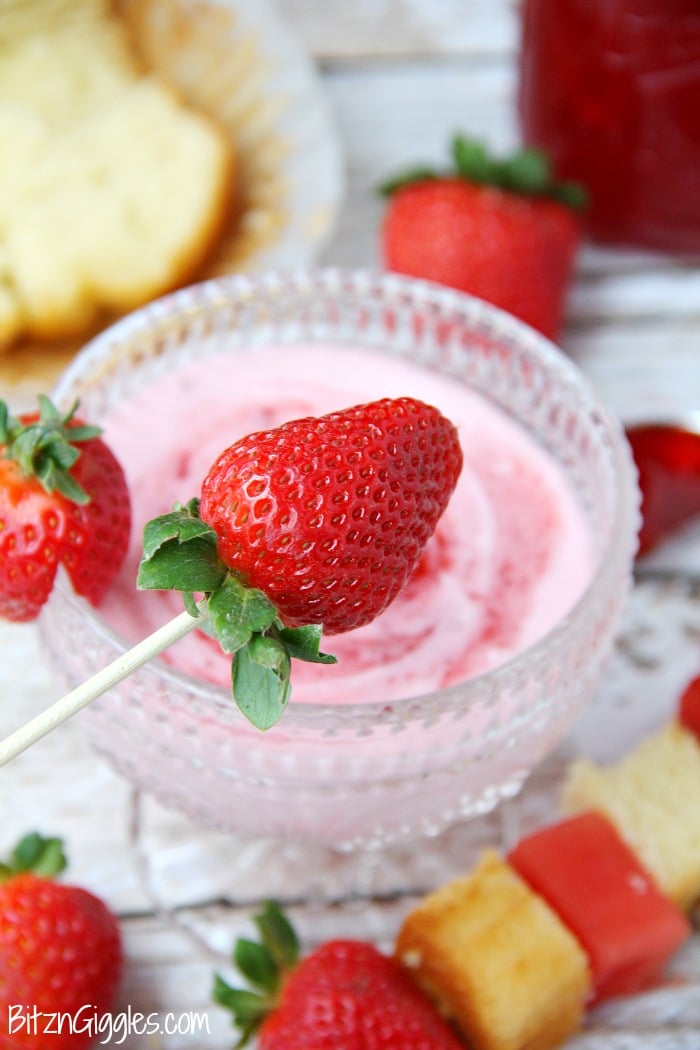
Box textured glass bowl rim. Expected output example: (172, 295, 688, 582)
(48, 268, 640, 732)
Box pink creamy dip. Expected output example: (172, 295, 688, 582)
(98, 343, 595, 703)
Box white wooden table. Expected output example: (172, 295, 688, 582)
(1, 2, 699, 1047)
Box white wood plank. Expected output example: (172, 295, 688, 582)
(564, 319, 700, 422)
(569, 269, 700, 325)
(0, 622, 152, 914)
(275, 0, 520, 59)
(318, 61, 519, 272)
(115, 912, 233, 1049)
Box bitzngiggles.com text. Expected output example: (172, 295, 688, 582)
(7, 1004, 212, 1045)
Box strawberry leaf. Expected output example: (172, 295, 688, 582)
(4, 832, 67, 878)
(381, 135, 587, 210)
(17, 422, 76, 461)
(208, 576, 277, 654)
(140, 500, 216, 561)
(138, 536, 226, 593)
(212, 903, 300, 1047)
(254, 901, 300, 971)
(453, 135, 498, 183)
(48, 466, 93, 505)
(0, 395, 102, 505)
(553, 180, 589, 210)
(497, 146, 551, 193)
(212, 976, 268, 1047)
(36, 394, 61, 424)
(138, 503, 338, 730)
(379, 165, 440, 196)
(42, 437, 81, 471)
(59, 423, 102, 444)
(0, 401, 9, 443)
(182, 591, 201, 618)
(278, 624, 337, 665)
(234, 939, 280, 994)
(138, 503, 227, 593)
(233, 635, 292, 730)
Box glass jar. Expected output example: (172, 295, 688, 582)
(518, 0, 700, 252)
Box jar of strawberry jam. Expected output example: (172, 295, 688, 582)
(518, 0, 700, 253)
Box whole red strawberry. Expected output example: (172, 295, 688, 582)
(0, 833, 122, 1050)
(138, 396, 462, 728)
(214, 901, 463, 1050)
(380, 136, 584, 340)
(200, 396, 462, 634)
(0, 396, 131, 622)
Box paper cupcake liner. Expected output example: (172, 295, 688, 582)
(0, 0, 343, 400)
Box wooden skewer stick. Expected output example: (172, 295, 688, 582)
(0, 604, 207, 767)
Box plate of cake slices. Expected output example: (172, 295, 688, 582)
(0, 0, 344, 403)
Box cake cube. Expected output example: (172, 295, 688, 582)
(562, 724, 700, 909)
(395, 850, 590, 1050)
(509, 812, 691, 1002)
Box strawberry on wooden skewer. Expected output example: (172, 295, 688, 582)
(138, 396, 463, 729)
(380, 136, 585, 340)
(0, 394, 462, 756)
(0, 396, 131, 622)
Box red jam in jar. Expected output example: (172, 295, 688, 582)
(518, 0, 700, 252)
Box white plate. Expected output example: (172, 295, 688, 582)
(126, 0, 345, 272)
(220, 0, 345, 269)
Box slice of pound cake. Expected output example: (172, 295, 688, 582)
(0, 0, 234, 350)
(395, 850, 591, 1050)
